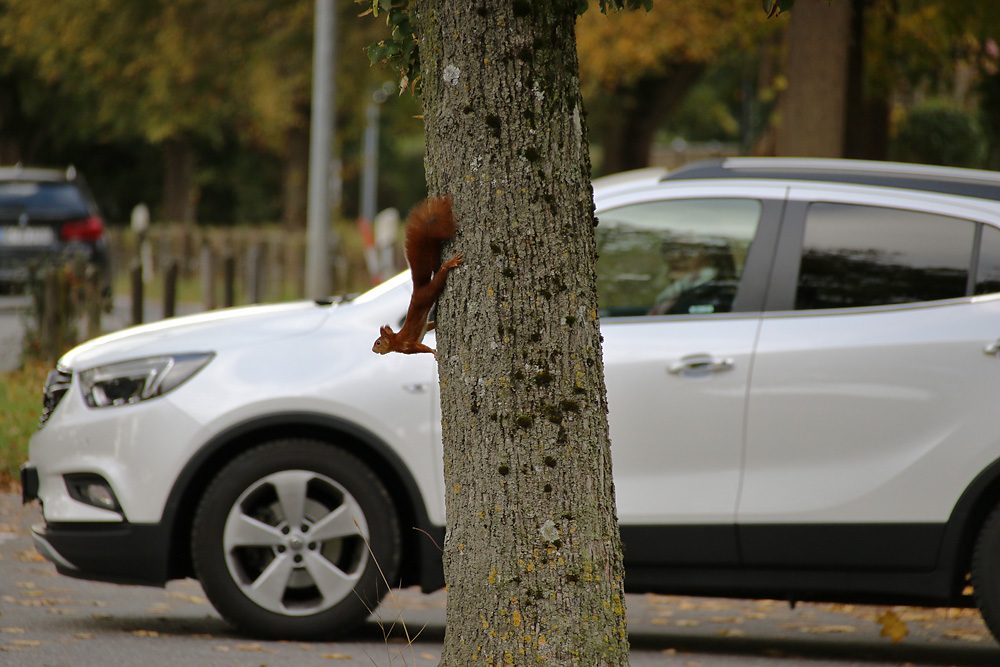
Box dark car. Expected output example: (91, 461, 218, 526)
(0, 165, 111, 294)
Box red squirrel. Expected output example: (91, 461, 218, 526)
(372, 196, 463, 357)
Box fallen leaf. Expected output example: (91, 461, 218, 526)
(1, 628, 25, 634)
(716, 628, 745, 636)
(236, 643, 277, 653)
(803, 625, 856, 635)
(131, 630, 160, 638)
(322, 653, 353, 659)
(17, 599, 53, 607)
(877, 610, 909, 643)
(74, 633, 95, 639)
(11, 639, 41, 647)
(420, 652, 437, 660)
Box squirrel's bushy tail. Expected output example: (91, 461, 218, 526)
(407, 195, 455, 241)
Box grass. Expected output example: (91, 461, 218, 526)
(0, 363, 47, 491)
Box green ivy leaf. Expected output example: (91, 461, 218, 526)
(366, 41, 390, 65)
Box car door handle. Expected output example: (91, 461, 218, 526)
(985, 340, 1000, 356)
(667, 354, 735, 376)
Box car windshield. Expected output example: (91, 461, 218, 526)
(0, 182, 90, 220)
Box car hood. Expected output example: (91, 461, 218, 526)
(60, 301, 336, 370)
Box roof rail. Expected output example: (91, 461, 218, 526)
(663, 157, 1000, 202)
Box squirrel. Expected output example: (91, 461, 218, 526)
(372, 196, 463, 357)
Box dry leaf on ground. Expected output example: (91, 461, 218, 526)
(877, 610, 909, 643)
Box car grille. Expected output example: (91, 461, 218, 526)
(38, 367, 72, 429)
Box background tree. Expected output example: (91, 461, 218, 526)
(0, 0, 424, 225)
(773, 0, 852, 156)
(576, 0, 772, 172)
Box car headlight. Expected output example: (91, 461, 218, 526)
(79, 353, 215, 408)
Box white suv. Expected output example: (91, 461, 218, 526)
(22, 158, 1000, 642)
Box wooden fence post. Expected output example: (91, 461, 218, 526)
(201, 242, 216, 310)
(163, 259, 178, 318)
(223, 254, 236, 307)
(131, 263, 144, 325)
(41, 270, 60, 362)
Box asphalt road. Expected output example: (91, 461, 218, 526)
(3, 494, 1000, 666)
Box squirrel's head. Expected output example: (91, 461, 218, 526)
(372, 325, 396, 355)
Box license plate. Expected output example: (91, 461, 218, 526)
(0, 226, 56, 246)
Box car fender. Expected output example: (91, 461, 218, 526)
(159, 410, 445, 590)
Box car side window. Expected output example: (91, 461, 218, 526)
(596, 198, 762, 317)
(795, 203, 976, 310)
(976, 224, 1000, 296)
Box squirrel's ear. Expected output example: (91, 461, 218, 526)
(380, 325, 392, 336)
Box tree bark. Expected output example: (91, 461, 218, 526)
(774, 0, 852, 157)
(416, 2, 628, 666)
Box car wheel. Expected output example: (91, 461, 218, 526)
(972, 503, 1000, 643)
(192, 439, 400, 639)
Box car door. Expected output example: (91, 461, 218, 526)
(739, 186, 1000, 571)
(594, 186, 784, 568)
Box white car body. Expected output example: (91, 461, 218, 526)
(23, 158, 1000, 641)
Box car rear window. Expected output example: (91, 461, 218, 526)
(795, 203, 975, 309)
(0, 182, 91, 220)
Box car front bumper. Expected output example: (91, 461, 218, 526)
(30, 520, 174, 587)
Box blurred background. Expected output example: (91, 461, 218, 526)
(2, 0, 997, 228)
(0, 0, 998, 332)
(1, 0, 999, 480)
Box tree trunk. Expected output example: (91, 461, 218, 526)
(843, 0, 890, 161)
(774, 0, 852, 157)
(417, 2, 628, 666)
(162, 137, 198, 224)
(595, 65, 705, 175)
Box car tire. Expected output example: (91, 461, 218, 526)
(191, 439, 401, 640)
(972, 503, 1000, 643)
